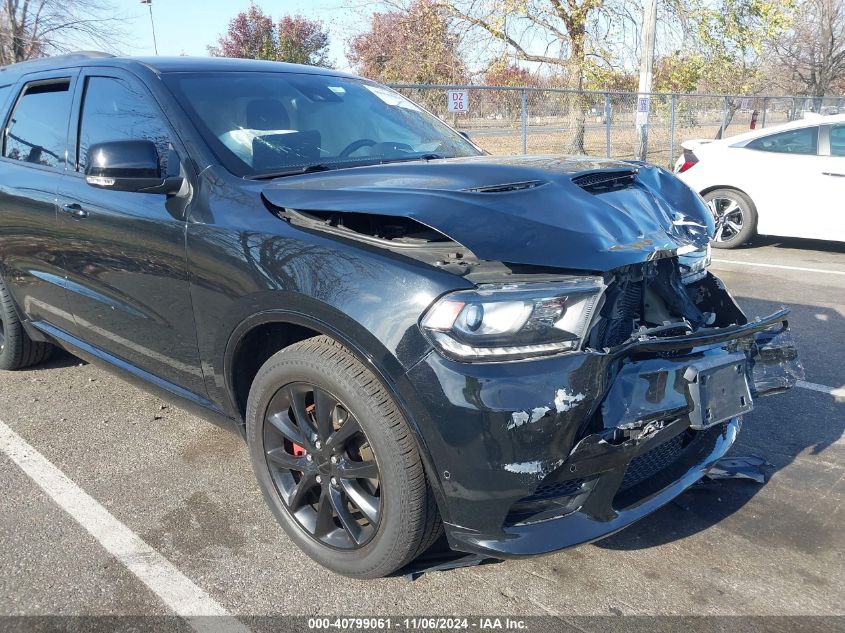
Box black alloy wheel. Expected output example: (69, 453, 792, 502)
(263, 382, 382, 549)
(246, 335, 443, 577)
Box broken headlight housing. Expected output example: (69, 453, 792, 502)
(679, 242, 711, 284)
(421, 278, 604, 361)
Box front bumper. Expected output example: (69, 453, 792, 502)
(404, 309, 802, 559)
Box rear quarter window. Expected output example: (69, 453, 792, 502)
(830, 125, 845, 157)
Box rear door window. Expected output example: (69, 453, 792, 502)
(830, 125, 845, 157)
(3, 80, 72, 169)
(746, 127, 819, 155)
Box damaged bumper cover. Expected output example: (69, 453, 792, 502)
(405, 309, 803, 558)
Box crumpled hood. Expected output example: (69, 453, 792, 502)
(260, 155, 714, 271)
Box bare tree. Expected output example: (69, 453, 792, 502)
(433, 0, 639, 154)
(770, 0, 845, 100)
(0, 0, 126, 66)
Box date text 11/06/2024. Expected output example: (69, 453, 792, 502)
(307, 617, 529, 630)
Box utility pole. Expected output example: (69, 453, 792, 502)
(635, 0, 657, 161)
(141, 0, 158, 55)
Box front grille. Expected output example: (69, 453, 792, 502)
(571, 170, 637, 193)
(614, 422, 728, 508)
(619, 434, 684, 492)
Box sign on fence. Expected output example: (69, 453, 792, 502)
(447, 89, 468, 113)
(635, 95, 650, 125)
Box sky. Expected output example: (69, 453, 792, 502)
(116, 1, 367, 71)
(99, 1, 645, 79)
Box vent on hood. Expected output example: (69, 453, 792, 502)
(464, 180, 545, 194)
(571, 170, 637, 194)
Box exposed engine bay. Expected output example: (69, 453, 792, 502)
(588, 257, 737, 350)
(277, 205, 740, 355)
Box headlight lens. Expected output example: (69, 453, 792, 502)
(679, 243, 711, 283)
(421, 278, 604, 361)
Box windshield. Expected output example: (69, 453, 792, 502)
(163, 72, 482, 177)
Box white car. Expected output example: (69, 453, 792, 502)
(675, 113, 845, 248)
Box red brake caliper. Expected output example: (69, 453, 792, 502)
(292, 404, 316, 456)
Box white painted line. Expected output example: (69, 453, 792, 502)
(797, 380, 845, 399)
(711, 259, 845, 276)
(0, 419, 250, 633)
(795, 382, 845, 446)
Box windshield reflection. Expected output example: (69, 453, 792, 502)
(163, 72, 481, 178)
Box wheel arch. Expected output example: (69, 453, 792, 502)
(700, 183, 746, 196)
(222, 309, 452, 521)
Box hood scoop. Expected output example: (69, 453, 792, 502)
(572, 170, 637, 194)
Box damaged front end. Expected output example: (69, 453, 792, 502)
(260, 157, 802, 558)
(407, 260, 802, 558)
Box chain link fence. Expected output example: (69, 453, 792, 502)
(389, 84, 845, 168)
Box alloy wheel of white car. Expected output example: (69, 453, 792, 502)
(703, 189, 757, 248)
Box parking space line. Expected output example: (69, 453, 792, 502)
(711, 259, 845, 276)
(0, 419, 251, 633)
(797, 380, 845, 399)
(795, 382, 845, 446)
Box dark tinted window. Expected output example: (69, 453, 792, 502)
(746, 127, 818, 155)
(830, 125, 845, 157)
(78, 76, 174, 175)
(3, 81, 72, 169)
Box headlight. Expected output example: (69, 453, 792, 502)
(679, 243, 711, 284)
(421, 278, 604, 361)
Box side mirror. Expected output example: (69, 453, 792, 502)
(85, 140, 184, 195)
(458, 130, 471, 140)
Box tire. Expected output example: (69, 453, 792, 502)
(0, 277, 53, 371)
(702, 188, 757, 249)
(246, 335, 442, 578)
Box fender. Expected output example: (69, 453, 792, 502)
(222, 307, 454, 523)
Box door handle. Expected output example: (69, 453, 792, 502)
(822, 172, 845, 177)
(61, 203, 89, 219)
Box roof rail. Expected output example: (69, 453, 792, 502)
(63, 51, 116, 60)
(1, 51, 115, 72)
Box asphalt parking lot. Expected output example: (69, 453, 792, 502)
(1, 236, 843, 631)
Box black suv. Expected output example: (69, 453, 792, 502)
(0, 53, 802, 578)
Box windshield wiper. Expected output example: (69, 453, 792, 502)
(381, 153, 447, 164)
(248, 164, 334, 180)
(250, 154, 448, 179)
